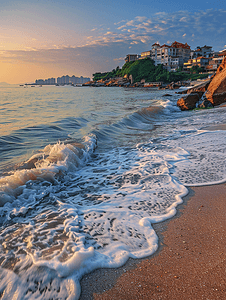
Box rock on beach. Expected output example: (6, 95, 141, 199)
(205, 58, 226, 106)
(177, 93, 200, 111)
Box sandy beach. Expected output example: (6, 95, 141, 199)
(80, 183, 226, 299)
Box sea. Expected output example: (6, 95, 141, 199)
(0, 84, 225, 299)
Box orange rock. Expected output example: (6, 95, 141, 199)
(177, 80, 210, 95)
(205, 57, 226, 106)
(187, 82, 209, 95)
(177, 93, 200, 111)
(216, 56, 226, 75)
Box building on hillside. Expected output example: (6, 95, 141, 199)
(125, 54, 140, 63)
(219, 49, 226, 57)
(183, 57, 210, 71)
(151, 42, 161, 65)
(190, 45, 213, 59)
(140, 50, 151, 59)
(205, 49, 226, 72)
(150, 41, 191, 71)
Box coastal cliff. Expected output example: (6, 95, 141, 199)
(205, 57, 226, 106)
(177, 57, 226, 110)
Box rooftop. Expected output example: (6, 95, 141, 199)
(152, 41, 190, 49)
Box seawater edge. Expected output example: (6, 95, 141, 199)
(79, 182, 226, 300)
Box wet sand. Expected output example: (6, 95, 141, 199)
(202, 123, 226, 131)
(80, 183, 226, 300)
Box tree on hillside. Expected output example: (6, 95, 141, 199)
(190, 65, 204, 74)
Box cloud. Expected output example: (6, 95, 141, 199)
(83, 9, 226, 51)
(1, 8, 226, 82)
(114, 20, 126, 25)
(113, 57, 125, 61)
(117, 25, 126, 30)
(126, 20, 135, 26)
(180, 17, 188, 22)
(135, 16, 147, 22)
(104, 31, 114, 35)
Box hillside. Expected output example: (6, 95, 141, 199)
(93, 58, 209, 83)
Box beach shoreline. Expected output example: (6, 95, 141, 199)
(80, 183, 226, 299)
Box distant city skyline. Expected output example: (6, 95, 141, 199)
(35, 75, 90, 85)
(0, 0, 226, 84)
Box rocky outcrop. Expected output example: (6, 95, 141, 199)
(177, 80, 210, 95)
(177, 93, 200, 111)
(216, 57, 226, 75)
(205, 57, 226, 106)
(166, 82, 181, 90)
(82, 77, 131, 87)
(198, 98, 214, 109)
(162, 94, 172, 97)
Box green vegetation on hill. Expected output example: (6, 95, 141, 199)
(93, 58, 209, 83)
(93, 66, 121, 81)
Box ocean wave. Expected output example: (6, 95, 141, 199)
(0, 135, 97, 206)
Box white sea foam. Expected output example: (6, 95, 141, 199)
(164, 130, 226, 186)
(0, 139, 189, 299)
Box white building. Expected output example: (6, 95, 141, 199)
(190, 45, 213, 59)
(151, 41, 191, 71)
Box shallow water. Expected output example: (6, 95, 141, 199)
(0, 85, 225, 299)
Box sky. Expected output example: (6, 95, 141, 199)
(0, 0, 226, 84)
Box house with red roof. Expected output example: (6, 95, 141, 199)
(151, 41, 191, 71)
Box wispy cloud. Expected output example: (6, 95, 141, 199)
(113, 57, 125, 62)
(135, 16, 147, 22)
(114, 20, 126, 26)
(92, 9, 225, 49)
